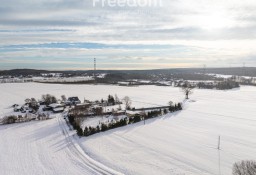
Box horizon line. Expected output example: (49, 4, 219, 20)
(0, 66, 255, 72)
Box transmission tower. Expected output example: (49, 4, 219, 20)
(243, 62, 246, 77)
(94, 58, 96, 84)
(203, 64, 206, 75)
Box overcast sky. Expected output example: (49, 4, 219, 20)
(0, 0, 256, 70)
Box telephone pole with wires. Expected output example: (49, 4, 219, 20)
(217, 135, 221, 150)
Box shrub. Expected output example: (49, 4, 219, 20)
(101, 123, 109, 132)
(84, 127, 90, 136)
(90, 127, 97, 135)
(134, 114, 141, 123)
(77, 127, 83, 136)
(233, 160, 256, 175)
(2, 115, 17, 124)
(177, 103, 182, 110)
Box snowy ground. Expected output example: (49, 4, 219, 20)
(81, 115, 127, 129)
(0, 83, 182, 118)
(0, 83, 256, 175)
(33, 76, 93, 83)
(81, 86, 256, 175)
(0, 113, 123, 175)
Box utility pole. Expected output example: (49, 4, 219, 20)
(142, 108, 145, 125)
(217, 135, 221, 150)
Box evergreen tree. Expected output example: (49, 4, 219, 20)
(107, 95, 115, 105)
(84, 127, 90, 136)
(177, 103, 182, 110)
(134, 114, 141, 123)
(96, 125, 100, 132)
(77, 126, 83, 136)
(101, 123, 108, 131)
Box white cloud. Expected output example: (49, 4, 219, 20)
(0, 0, 256, 69)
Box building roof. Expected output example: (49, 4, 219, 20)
(53, 107, 64, 112)
(48, 103, 63, 108)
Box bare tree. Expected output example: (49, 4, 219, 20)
(42, 94, 57, 105)
(94, 107, 103, 116)
(61, 95, 67, 102)
(233, 160, 256, 175)
(118, 104, 122, 111)
(30, 98, 37, 105)
(25, 98, 31, 104)
(123, 96, 132, 110)
(168, 101, 173, 106)
(30, 98, 39, 111)
(115, 94, 120, 104)
(181, 82, 194, 99)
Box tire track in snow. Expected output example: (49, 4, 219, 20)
(57, 114, 123, 175)
(110, 133, 212, 175)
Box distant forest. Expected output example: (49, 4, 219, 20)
(1, 67, 256, 82)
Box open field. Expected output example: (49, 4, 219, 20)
(0, 83, 183, 118)
(0, 83, 256, 174)
(80, 85, 256, 175)
(0, 114, 123, 175)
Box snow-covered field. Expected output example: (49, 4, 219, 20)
(0, 83, 256, 175)
(33, 76, 93, 83)
(0, 83, 182, 118)
(0, 114, 124, 175)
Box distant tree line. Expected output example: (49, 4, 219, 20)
(198, 80, 239, 90)
(216, 81, 240, 90)
(3, 68, 256, 83)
